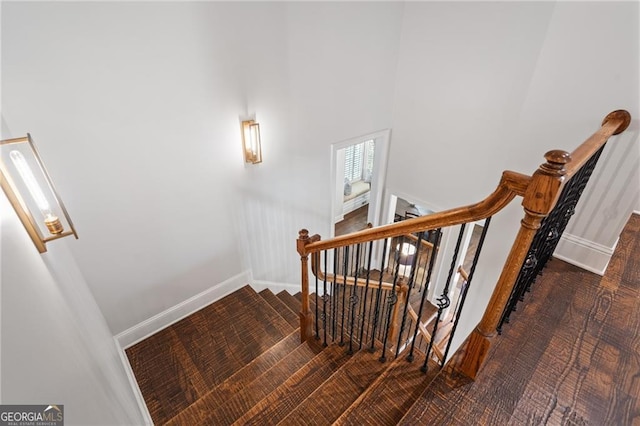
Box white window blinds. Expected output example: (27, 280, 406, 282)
(344, 139, 375, 183)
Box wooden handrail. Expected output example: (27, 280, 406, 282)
(404, 233, 434, 250)
(300, 170, 531, 255)
(451, 110, 631, 378)
(564, 110, 631, 178)
(310, 261, 397, 294)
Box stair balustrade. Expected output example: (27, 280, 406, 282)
(297, 110, 631, 380)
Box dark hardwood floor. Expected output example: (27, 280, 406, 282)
(400, 213, 640, 425)
(125, 286, 296, 425)
(126, 213, 640, 425)
(335, 205, 369, 236)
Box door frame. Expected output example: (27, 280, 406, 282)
(329, 129, 391, 238)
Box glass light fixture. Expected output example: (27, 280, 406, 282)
(241, 120, 262, 164)
(397, 242, 416, 277)
(0, 134, 77, 253)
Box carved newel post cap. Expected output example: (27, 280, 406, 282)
(543, 150, 571, 172)
(298, 229, 309, 239)
(545, 149, 571, 165)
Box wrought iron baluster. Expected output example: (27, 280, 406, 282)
(395, 232, 424, 358)
(314, 252, 319, 340)
(348, 243, 361, 354)
(421, 226, 463, 371)
(442, 217, 492, 363)
(369, 239, 389, 352)
(498, 144, 606, 332)
(359, 241, 374, 351)
(340, 245, 349, 346)
(380, 236, 405, 363)
(322, 250, 329, 347)
(332, 248, 338, 342)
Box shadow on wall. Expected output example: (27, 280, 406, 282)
(236, 181, 328, 287)
(1, 194, 145, 425)
(565, 126, 640, 247)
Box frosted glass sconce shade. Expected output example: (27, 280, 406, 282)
(241, 120, 262, 164)
(0, 134, 78, 253)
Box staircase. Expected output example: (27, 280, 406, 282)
(127, 285, 443, 425)
(126, 110, 633, 425)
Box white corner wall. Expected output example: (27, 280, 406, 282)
(1, 2, 252, 335)
(0, 197, 145, 425)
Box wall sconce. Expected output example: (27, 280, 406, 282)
(0, 134, 78, 253)
(241, 120, 262, 164)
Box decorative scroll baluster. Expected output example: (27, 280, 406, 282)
(442, 218, 491, 363)
(498, 144, 607, 333)
(380, 236, 404, 363)
(421, 225, 464, 371)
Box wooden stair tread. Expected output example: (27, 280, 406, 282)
(167, 340, 323, 425)
(126, 285, 294, 425)
(277, 290, 302, 315)
(278, 349, 390, 425)
(333, 352, 440, 425)
(259, 288, 299, 328)
(232, 344, 351, 425)
(164, 329, 301, 425)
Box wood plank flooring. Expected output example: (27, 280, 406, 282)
(335, 205, 369, 236)
(399, 213, 640, 425)
(126, 286, 295, 425)
(126, 214, 639, 426)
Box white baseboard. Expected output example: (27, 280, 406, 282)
(115, 270, 251, 349)
(553, 233, 617, 276)
(115, 337, 154, 426)
(251, 280, 300, 295)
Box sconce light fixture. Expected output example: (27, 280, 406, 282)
(241, 120, 262, 164)
(0, 134, 78, 253)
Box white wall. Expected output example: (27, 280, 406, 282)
(238, 2, 405, 287)
(388, 1, 639, 356)
(2, 2, 260, 334)
(2, 2, 405, 334)
(0, 197, 144, 425)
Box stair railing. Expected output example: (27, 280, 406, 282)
(297, 110, 631, 379)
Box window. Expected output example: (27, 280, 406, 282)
(344, 139, 375, 183)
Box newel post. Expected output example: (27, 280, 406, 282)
(451, 150, 571, 379)
(297, 229, 320, 343)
